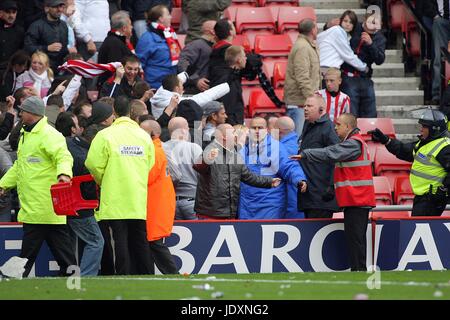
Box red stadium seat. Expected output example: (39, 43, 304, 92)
(286, 30, 299, 44)
(232, 0, 258, 6)
(402, 10, 420, 57)
(254, 34, 292, 57)
(262, 57, 288, 86)
(242, 86, 253, 110)
(357, 118, 396, 141)
(366, 140, 381, 163)
(259, 0, 299, 6)
(374, 146, 412, 189)
(232, 34, 252, 53)
(277, 6, 317, 34)
(172, 0, 182, 7)
(393, 175, 414, 205)
(177, 34, 186, 49)
(388, 0, 405, 30)
(171, 7, 182, 31)
(235, 7, 277, 34)
(371, 211, 411, 220)
(224, 6, 238, 23)
(374, 176, 393, 205)
(248, 88, 285, 117)
(273, 60, 287, 88)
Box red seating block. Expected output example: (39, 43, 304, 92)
(171, 7, 182, 31)
(248, 88, 285, 117)
(224, 6, 238, 23)
(374, 176, 393, 205)
(232, 0, 258, 6)
(254, 34, 292, 57)
(374, 146, 412, 189)
(242, 86, 253, 109)
(259, 0, 299, 6)
(402, 10, 420, 57)
(232, 34, 252, 53)
(235, 7, 277, 34)
(371, 211, 411, 220)
(277, 6, 317, 33)
(394, 175, 414, 205)
(273, 60, 287, 88)
(357, 118, 396, 141)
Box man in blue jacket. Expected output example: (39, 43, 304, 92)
(239, 117, 307, 220)
(274, 116, 306, 219)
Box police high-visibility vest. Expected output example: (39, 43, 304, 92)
(410, 137, 450, 195)
(334, 133, 376, 207)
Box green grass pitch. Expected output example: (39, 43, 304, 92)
(0, 271, 449, 300)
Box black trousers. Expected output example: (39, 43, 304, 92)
(304, 209, 334, 219)
(343, 207, 369, 272)
(412, 194, 447, 216)
(226, 111, 244, 126)
(98, 220, 115, 275)
(21, 223, 77, 277)
(149, 239, 178, 274)
(108, 219, 153, 275)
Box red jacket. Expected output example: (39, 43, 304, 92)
(146, 138, 176, 241)
(334, 133, 376, 208)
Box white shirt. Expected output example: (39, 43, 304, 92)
(317, 26, 367, 71)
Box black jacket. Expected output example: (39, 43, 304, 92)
(122, 0, 172, 21)
(100, 75, 144, 99)
(0, 20, 25, 71)
(66, 136, 97, 219)
(24, 17, 68, 72)
(341, 22, 386, 78)
(97, 32, 133, 87)
(298, 114, 341, 211)
(194, 140, 273, 218)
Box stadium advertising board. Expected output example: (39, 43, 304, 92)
(0, 219, 449, 276)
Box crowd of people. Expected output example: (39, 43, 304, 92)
(0, 0, 449, 276)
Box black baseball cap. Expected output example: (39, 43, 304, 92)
(0, 1, 18, 11)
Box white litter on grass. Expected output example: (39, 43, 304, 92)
(206, 276, 217, 281)
(280, 284, 291, 289)
(354, 293, 369, 300)
(211, 291, 224, 299)
(245, 293, 253, 298)
(0, 256, 28, 279)
(277, 291, 284, 296)
(180, 296, 201, 300)
(433, 291, 443, 298)
(192, 283, 214, 291)
(115, 296, 123, 300)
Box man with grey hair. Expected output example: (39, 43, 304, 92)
(202, 101, 227, 148)
(163, 117, 203, 220)
(97, 10, 133, 88)
(284, 18, 321, 138)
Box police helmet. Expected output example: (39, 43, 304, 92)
(418, 109, 448, 138)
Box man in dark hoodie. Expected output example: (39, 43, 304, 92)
(97, 10, 133, 89)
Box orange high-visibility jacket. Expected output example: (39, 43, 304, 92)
(146, 138, 176, 241)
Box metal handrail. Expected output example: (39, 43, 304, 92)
(401, 0, 430, 60)
(372, 204, 450, 211)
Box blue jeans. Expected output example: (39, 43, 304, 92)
(68, 216, 104, 276)
(341, 75, 377, 118)
(176, 198, 197, 220)
(286, 107, 305, 138)
(432, 17, 450, 101)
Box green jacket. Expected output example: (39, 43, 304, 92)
(0, 117, 73, 224)
(85, 117, 155, 221)
(185, 0, 231, 44)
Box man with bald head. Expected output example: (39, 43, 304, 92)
(291, 113, 376, 271)
(194, 123, 280, 219)
(274, 116, 306, 219)
(238, 117, 306, 220)
(178, 20, 217, 94)
(296, 95, 340, 219)
(163, 117, 203, 220)
(141, 120, 178, 274)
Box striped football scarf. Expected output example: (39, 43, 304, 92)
(58, 60, 122, 79)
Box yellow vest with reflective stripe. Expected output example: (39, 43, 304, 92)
(410, 137, 450, 195)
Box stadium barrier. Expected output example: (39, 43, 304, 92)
(1, 211, 449, 276)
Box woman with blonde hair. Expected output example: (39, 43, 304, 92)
(15, 51, 54, 98)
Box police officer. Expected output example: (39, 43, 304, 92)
(369, 109, 450, 216)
